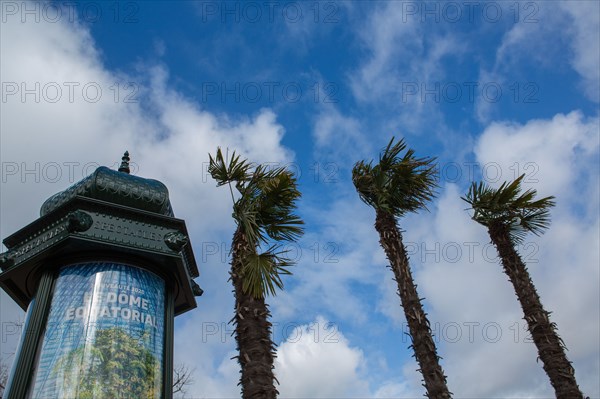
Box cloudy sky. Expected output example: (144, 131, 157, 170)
(1, 1, 599, 398)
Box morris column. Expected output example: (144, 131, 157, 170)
(0, 152, 202, 399)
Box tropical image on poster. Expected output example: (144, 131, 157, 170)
(27, 262, 165, 399)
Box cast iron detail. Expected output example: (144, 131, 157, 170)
(1, 155, 199, 316)
(164, 231, 188, 252)
(40, 153, 174, 217)
(0, 252, 15, 270)
(191, 280, 204, 296)
(67, 210, 93, 233)
(118, 151, 131, 174)
(40, 166, 174, 217)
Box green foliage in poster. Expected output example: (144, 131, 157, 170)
(52, 327, 161, 398)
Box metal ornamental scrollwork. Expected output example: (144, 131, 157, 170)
(67, 211, 94, 233)
(191, 280, 204, 296)
(41, 166, 174, 217)
(164, 231, 188, 252)
(0, 252, 15, 270)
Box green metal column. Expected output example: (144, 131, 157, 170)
(163, 287, 175, 399)
(4, 270, 54, 399)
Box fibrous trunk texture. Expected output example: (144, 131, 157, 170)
(489, 222, 582, 399)
(375, 210, 451, 399)
(231, 227, 278, 399)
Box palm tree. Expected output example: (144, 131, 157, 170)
(462, 174, 582, 399)
(352, 137, 451, 399)
(209, 148, 304, 399)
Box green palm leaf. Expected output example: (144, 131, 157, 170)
(209, 148, 304, 298)
(352, 137, 438, 217)
(241, 246, 294, 298)
(208, 147, 252, 186)
(462, 174, 555, 244)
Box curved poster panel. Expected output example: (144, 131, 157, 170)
(27, 262, 165, 399)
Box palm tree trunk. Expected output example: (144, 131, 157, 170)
(375, 210, 451, 399)
(488, 222, 582, 399)
(231, 227, 278, 399)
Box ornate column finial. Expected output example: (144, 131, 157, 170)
(118, 151, 130, 174)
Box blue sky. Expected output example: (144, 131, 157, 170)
(1, 1, 599, 397)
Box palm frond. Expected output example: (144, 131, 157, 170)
(241, 245, 293, 298)
(352, 136, 438, 217)
(379, 137, 407, 170)
(210, 147, 304, 298)
(462, 174, 555, 243)
(238, 165, 304, 246)
(257, 169, 304, 241)
(208, 147, 252, 187)
(234, 205, 264, 249)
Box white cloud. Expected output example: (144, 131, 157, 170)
(2, 4, 598, 399)
(0, 6, 294, 389)
(559, 1, 600, 102)
(473, 110, 600, 397)
(375, 275, 405, 327)
(494, 4, 567, 70)
(275, 316, 369, 398)
(477, 1, 599, 122)
(349, 4, 421, 103)
(348, 2, 465, 134)
(312, 104, 372, 164)
(372, 381, 420, 399)
(172, 348, 240, 399)
(407, 112, 600, 397)
(275, 316, 427, 398)
(475, 111, 599, 217)
(0, 11, 295, 238)
(271, 196, 384, 325)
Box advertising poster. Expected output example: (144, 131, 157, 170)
(27, 262, 165, 399)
